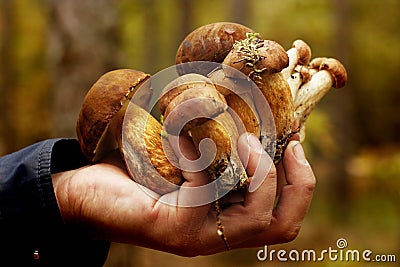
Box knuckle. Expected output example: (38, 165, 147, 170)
(302, 176, 316, 195)
(279, 223, 302, 243)
(303, 180, 316, 194)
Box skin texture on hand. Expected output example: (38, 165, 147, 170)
(52, 133, 315, 257)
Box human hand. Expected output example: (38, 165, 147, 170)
(52, 133, 315, 256)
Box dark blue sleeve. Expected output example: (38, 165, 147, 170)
(0, 139, 110, 266)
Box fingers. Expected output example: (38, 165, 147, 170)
(211, 133, 276, 246)
(162, 134, 315, 253)
(237, 133, 274, 192)
(237, 133, 276, 206)
(275, 130, 300, 197)
(276, 161, 286, 199)
(161, 133, 212, 221)
(221, 139, 315, 249)
(167, 133, 212, 188)
(263, 141, 316, 244)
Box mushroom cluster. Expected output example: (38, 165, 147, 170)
(76, 21, 347, 193)
(282, 41, 347, 143)
(175, 23, 347, 163)
(76, 22, 347, 248)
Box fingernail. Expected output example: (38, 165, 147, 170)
(292, 141, 308, 164)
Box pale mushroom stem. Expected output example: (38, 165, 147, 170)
(287, 72, 303, 100)
(281, 47, 299, 80)
(293, 70, 334, 141)
(282, 40, 312, 100)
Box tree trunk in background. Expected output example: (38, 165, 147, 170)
(331, 0, 351, 218)
(177, 0, 194, 40)
(0, 0, 17, 154)
(142, 0, 159, 74)
(48, 0, 121, 137)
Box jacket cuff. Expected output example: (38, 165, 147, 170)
(0, 139, 109, 265)
(0, 138, 89, 236)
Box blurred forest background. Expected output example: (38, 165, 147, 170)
(0, 0, 399, 266)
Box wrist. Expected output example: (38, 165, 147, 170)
(52, 169, 81, 224)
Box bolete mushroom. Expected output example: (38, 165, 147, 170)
(176, 22, 255, 65)
(222, 34, 294, 163)
(76, 69, 150, 162)
(76, 21, 348, 251)
(76, 69, 184, 194)
(175, 22, 255, 76)
(159, 74, 248, 191)
(207, 68, 262, 141)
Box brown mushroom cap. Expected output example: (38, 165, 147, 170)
(294, 65, 312, 83)
(259, 40, 290, 73)
(158, 73, 212, 114)
(309, 57, 347, 88)
(223, 38, 289, 76)
(292, 39, 312, 65)
(176, 22, 255, 64)
(159, 74, 227, 135)
(76, 69, 150, 162)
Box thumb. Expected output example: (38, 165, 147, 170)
(283, 141, 313, 184)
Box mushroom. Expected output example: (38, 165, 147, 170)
(282, 39, 312, 80)
(120, 103, 183, 194)
(74, 22, 349, 252)
(208, 68, 262, 139)
(159, 74, 227, 135)
(158, 74, 249, 191)
(76, 69, 150, 162)
(282, 39, 312, 99)
(294, 57, 347, 142)
(222, 35, 294, 163)
(76, 69, 184, 194)
(175, 22, 255, 75)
